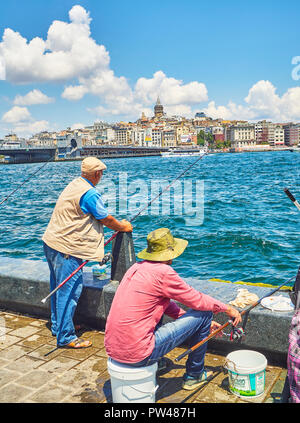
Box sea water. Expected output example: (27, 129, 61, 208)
(0, 151, 299, 286)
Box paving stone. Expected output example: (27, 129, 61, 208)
(29, 319, 48, 328)
(27, 382, 72, 403)
(59, 346, 100, 361)
(3, 316, 36, 329)
(35, 327, 54, 338)
(0, 334, 23, 349)
(53, 368, 94, 390)
(16, 369, 56, 389)
(74, 356, 107, 375)
(9, 325, 41, 338)
(0, 323, 12, 336)
(16, 334, 53, 349)
(27, 344, 62, 361)
(0, 344, 31, 360)
(68, 381, 109, 403)
(0, 368, 23, 387)
(0, 383, 33, 403)
(38, 355, 80, 374)
(0, 358, 9, 369)
(95, 348, 108, 358)
(5, 355, 45, 373)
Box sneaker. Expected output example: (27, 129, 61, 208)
(182, 369, 213, 391)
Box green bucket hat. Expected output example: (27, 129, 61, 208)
(137, 228, 188, 262)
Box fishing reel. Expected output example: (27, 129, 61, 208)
(230, 326, 245, 341)
(99, 252, 112, 266)
(224, 326, 245, 342)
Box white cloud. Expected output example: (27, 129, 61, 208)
(12, 120, 49, 137)
(61, 84, 88, 101)
(134, 71, 208, 106)
(71, 122, 85, 130)
(0, 5, 109, 84)
(2, 106, 31, 123)
(85, 70, 208, 120)
(203, 80, 300, 122)
(1, 105, 49, 137)
(0, 56, 5, 80)
(13, 89, 54, 105)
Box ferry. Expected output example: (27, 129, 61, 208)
(161, 147, 208, 158)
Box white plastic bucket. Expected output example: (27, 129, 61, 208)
(224, 350, 267, 398)
(107, 358, 158, 403)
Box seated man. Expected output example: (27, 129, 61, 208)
(104, 228, 241, 390)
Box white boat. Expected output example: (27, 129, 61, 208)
(292, 144, 300, 152)
(161, 147, 208, 158)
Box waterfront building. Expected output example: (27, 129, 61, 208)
(283, 123, 300, 146)
(272, 125, 285, 146)
(114, 127, 132, 145)
(255, 120, 278, 145)
(131, 128, 146, 146)
(162, 129, 177, 147)
(151, 127, 163, 147)
(226, 124, 256, 149)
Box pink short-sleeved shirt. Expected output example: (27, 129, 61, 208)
(104, 261, 228, 363)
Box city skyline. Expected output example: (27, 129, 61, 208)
(1, 1, 300, 138)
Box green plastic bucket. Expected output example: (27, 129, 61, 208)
(225, 350, 267, 398)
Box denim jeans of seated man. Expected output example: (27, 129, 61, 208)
(123, 309, 213, 378)
(43, 242, 83, 347)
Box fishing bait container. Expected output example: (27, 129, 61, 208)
(107, 358, 158, 403)
(224, 350, 267, 398)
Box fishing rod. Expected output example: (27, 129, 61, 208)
(284, 188, 300, 211)
(41, 152, 208, 304)
(0, 139, 78, 207)
(175, 274, 296, 362)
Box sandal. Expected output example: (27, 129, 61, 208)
(65, 338, 92, 349)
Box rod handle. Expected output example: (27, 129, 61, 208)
(284, 188, 296, 202)
(175, 349, 192, 362)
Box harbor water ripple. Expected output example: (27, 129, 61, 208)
(1, 151, 299, 286)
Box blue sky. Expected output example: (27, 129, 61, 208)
(1, 0, 300, 138)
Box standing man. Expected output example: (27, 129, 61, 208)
(43, 156, 132, 349)
(105, 228, 241, 390)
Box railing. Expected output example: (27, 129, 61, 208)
(0, 145, 56, 150)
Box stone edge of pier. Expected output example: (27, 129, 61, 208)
(0, 257, 293, 367)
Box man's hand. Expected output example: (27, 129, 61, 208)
(100, 215, 133, 232)
(225, 305, 242, 326)
(210, 320, 223, 338)
(120, 219, 133, 232)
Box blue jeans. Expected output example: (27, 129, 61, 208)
(125, 309, 213, 378)
(43, 242, 83, 347)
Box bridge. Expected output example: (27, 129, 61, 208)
(0, 146, 56, 164)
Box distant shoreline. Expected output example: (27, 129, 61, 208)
(0, 146, 296, 165)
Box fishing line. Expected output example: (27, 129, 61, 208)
(41, 153, 208, 303)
